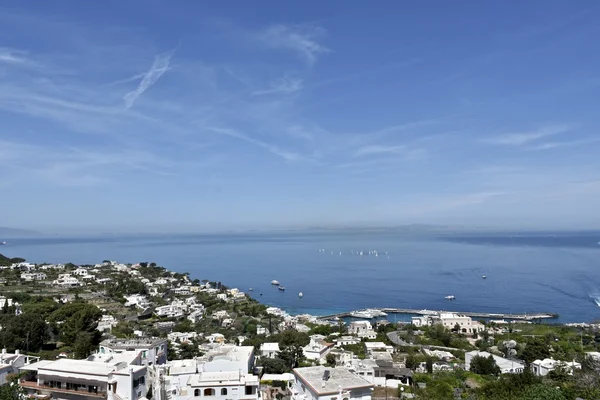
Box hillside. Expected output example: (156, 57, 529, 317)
(0, 253, 26, 266)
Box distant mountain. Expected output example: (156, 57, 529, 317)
(0, 226, 41, 237)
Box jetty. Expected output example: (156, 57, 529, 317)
(317, 307, 558, 321)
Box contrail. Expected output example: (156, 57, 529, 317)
(123, 50, 174, 109)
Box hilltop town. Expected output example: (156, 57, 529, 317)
(2, 255, 600, 400)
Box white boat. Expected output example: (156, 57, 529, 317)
(278, 286, 286, 291)
(482, 275, 487, 279)
(0, 241, 6, 245)
(271, 280, 280, 285)
(298, 292, 303, 298)
(445, 295, 455, 300)
(350, 308, 387, 319)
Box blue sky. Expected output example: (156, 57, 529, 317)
(1, 1, 600, 232)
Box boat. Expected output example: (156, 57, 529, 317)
(350, 309, 387, 319)
(249, 288, 254, 291)
(482, 275, 487, 279)
(298, 292, 303, 298)
(445, 295, 455, 300)
(260, 293, 263, 296)
(278, 286, 286, 291)
(271, 280, 280, 285)
(0, 241, 6, 245)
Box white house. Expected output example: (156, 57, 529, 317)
(348, 321, 377, 339)
(20, 272, 47, 281)
(166, 370, 259, 400)
(73, 268, 89, 276)
(303, 335, 334, 363)
(434, 313, 485, 334)
(531, 358, 581, 376)
(336, 336, 361, 347)
(52, 274, 81, 287)
(99, 338, 168, 366)
(0, 349, 39, 385)
(155, 304, 186, 319)
(168, 332, 199, 344)
(465, 351, 525, 374)
(201, 345, 255, 374)
(292, 366, 373, 400)
(97, 315, 118, 332)
(364, 342, 393, 355)
(20, 357, 147, 400)
(124, 294, 151, 310)
(206, 333, 226, 344)
(260, 343, 281, 359)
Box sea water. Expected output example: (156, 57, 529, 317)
(3, 230, 600, 323)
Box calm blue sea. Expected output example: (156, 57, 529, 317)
(2, 231, 600, 323)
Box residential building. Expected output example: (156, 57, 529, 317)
(97, 315, 118, 332)
(303, 335, 334, 363)
(168, 332, 199, 344)
(166, 370, 259, 400)
(155, 304, 186, 319)
(199, 345, 255, 373)
(206, 334, 225, 344)
(20, 272, 47, 281)
(348, 322, 377, 339)
(0, 349, 40, 385)
(364, 342, 393, 355)
(99, 338, 168, 366)
(465, 351, 525, 374)
(124, 295, 151, 310)
(20, 357, 147, 400)
(73, 268, 89, 276)
(291, 366, 373, 400)
(336, 336, 361, 347)
(260, 343, 280, 359)
(412, 312, 485, 334)
(52, 274, 81, 287)
(531, 358, 581, 376)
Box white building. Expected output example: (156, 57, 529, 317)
(303, 335, 334, 363)
(364, 342, 393, 355)
(20, 357, 147, 400)
(260, 343, 280, 359)
(168, 332, 199, 344)
(166, 370, 259, 400)
(412, 312, 485, 334)
(531, 358, 581, 376)
(99, 338, 168, 366)
(465, 351, 525, 374)
(73, 268, 89, 276)
(201, 345, 255, 374)
(292, 366, 373, 400)
(124, 295, 151, 310)
(348, 322, 377, 339)
(155, 304, 186, 319)
(0, 349, 39, 385)
(20, 272, 47, 281)
(336, 336, 361, 347)
(52, 274, 81, 287)
(97, 315, 118, 332)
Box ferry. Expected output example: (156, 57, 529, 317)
(445, 295, 456, 300)
(271, 280, 280, 285)
(350, 309, 387, 319)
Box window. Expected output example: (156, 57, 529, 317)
(245, 386, 254, 395)
(194, 389, 201, 397)
(221, 389, 228, 395)
(204, 389, 215, 396)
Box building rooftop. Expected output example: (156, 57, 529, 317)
(37, 359, 118, 376)
(169, 359, 199, 375)
(201, 345, 253, 363)
(260, 343, 280, 352)
(100, 337, 166, 349)
(466, 351, 525, 372)
(20, 360, 54, 372)
(187, 371, 258, 386)
(293, 366, 373, 396)
(364, 342, 389, 350)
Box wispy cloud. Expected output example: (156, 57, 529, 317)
(252, 76, 303, 96)
(355, 145, 407, 157)
(482, 125, 571, 146)
(528, 137, 600, 151)
(260, 24, 329, 66)
(0, 47, 29, 64)
(206, 126, 305, 162)
(124, 50, 174, 109)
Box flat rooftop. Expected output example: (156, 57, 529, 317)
(100, 338, 167, 349)
(187, 372, 258, 386)
(37, 359, 117, 376)
(293, 366, 373, 395)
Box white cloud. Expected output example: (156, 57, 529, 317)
(483, 125, 571, 146)
(252, 76, 303, 96)
(260, 24, 329, 66)
(355, 145, 407, 157)
(124, 50, 174, 109)
(0, 47, 29, 64)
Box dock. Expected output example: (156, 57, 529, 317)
(317, 308, 558, 321)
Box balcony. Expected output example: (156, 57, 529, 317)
(20, 380, 107, 398)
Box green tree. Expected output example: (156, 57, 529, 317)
(521, 384, 566, 400)
(520, 339, 550, 365)
(74, 332, 97, 359)
(470, 355, 501, 375)
(0, 313, 49, 352)
(325, 353, 336, 367)
(260, 357, 289, 374)
(0, 375, 25, 400)
(49, 302, 102, 346)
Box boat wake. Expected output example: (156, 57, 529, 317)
(588, 293, 600, 307)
